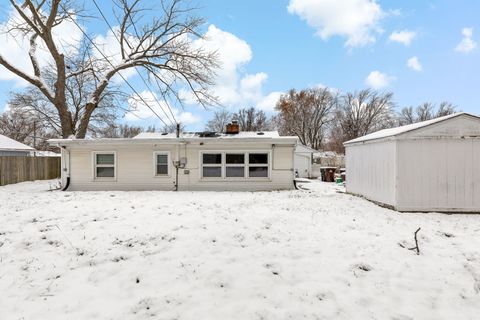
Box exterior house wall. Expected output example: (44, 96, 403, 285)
(65, 142, 295, 191)
(345, 140, 397, 207)
(396, 138, 480, 212)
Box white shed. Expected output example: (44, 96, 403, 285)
(294, 144, 316, 178)
(344, 113, 480, 213)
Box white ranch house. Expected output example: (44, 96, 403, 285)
(49, 131, 299, 191)
(344, 113, 480, 213)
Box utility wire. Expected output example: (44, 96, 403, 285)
(123, 7, 179, 125)
(59, 3, 170, 128)
(91, 0, 178, 126)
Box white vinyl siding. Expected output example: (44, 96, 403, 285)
(65, 143, 294, 191)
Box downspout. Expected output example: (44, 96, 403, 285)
(174, 123, 180, 191)
(61, 146, 70, 191)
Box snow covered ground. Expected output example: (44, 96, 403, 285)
(0, 180, 479, 320)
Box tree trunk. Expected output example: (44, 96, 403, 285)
(56, 101, 74, 138)
(76, 103, 96, 138)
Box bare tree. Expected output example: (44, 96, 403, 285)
(205, 109, 232, 132)
(98, 123, 156, 138)
(233, 107, 271, 132)
(7, 55, 123, 137)
(275, 88, 337, 150)
(329, 89, 395, 153)
(398, 102, 458, 125)
(0, 0, 219, 138)
(0, 105, 57, 150)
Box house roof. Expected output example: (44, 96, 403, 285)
(294, 144, 318, 154)
(134, 131, 281, 139)
(344, 112, 479, 145)
(0, 134, 35, 152)
(48, 131, 299, 146)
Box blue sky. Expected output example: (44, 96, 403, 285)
(0, 0, 479, 131)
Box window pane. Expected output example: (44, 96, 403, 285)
(157, 154, 168, 165)
(96, 154, 114, 165)
(226, 154, 245, 164)
(157, 164, 168, 175)
(96, 167, 115, 178)
(249, 166, 268, 177)
(203, 166, 222, 177)
(226, 166, 245, 177)
(203, 153, 222, 164)
(249, 153, 268, 164)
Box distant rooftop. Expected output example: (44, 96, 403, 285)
(134, 131, 281, 139)
(344, 112, 479, 145)
(0, 134, 35, 152)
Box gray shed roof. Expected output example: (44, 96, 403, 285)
(344, 112, 479, 145)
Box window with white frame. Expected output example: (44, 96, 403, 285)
(155, 152, 169, 176)
(201, 152, 270, 179)
(226, 153, 245, 178)
(94, 152, 115, 179)
(202, 153, 222, 178)
(248, 153, 269, 178)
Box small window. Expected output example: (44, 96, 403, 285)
(248, 153, 269, 178)
(226, 153, 245, 178)
(94, 152, 115, 179)
(202, 153, 222, 178)
(155, 153, 169, 176)
(249, 153, 268, 164)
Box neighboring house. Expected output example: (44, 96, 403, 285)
(344, 112, 480, 213)
(0, 134, 34, 157)
(49, 129, 299, 191)
(294, 144, 316, 178)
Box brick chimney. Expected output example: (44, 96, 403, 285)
(225, 120, 240, 134)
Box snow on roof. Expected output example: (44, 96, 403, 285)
(134, 131, 281, 139)
(295, 144, 318, 153)
(344, 113, 477, 145)
(0, 134, 35, 151)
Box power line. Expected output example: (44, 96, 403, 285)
(91, 0, 178, 126)
(58, 3, 171, 128)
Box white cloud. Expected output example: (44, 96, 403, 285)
(126, 90, 200, 126)
(455, 27, 477, 54)
(389, 30, 416, 46)
(187, 25, 280, 112)
(287, 0, 384, 47)
(257, 92, 284, 112)
(407, 56, 422, 71)
(365, 71, 395, 88)
(0, 9, 83, 85)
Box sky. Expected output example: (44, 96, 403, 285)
(0, 0, 479, 131)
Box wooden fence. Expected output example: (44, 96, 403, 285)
(0, 156, 61, 186)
